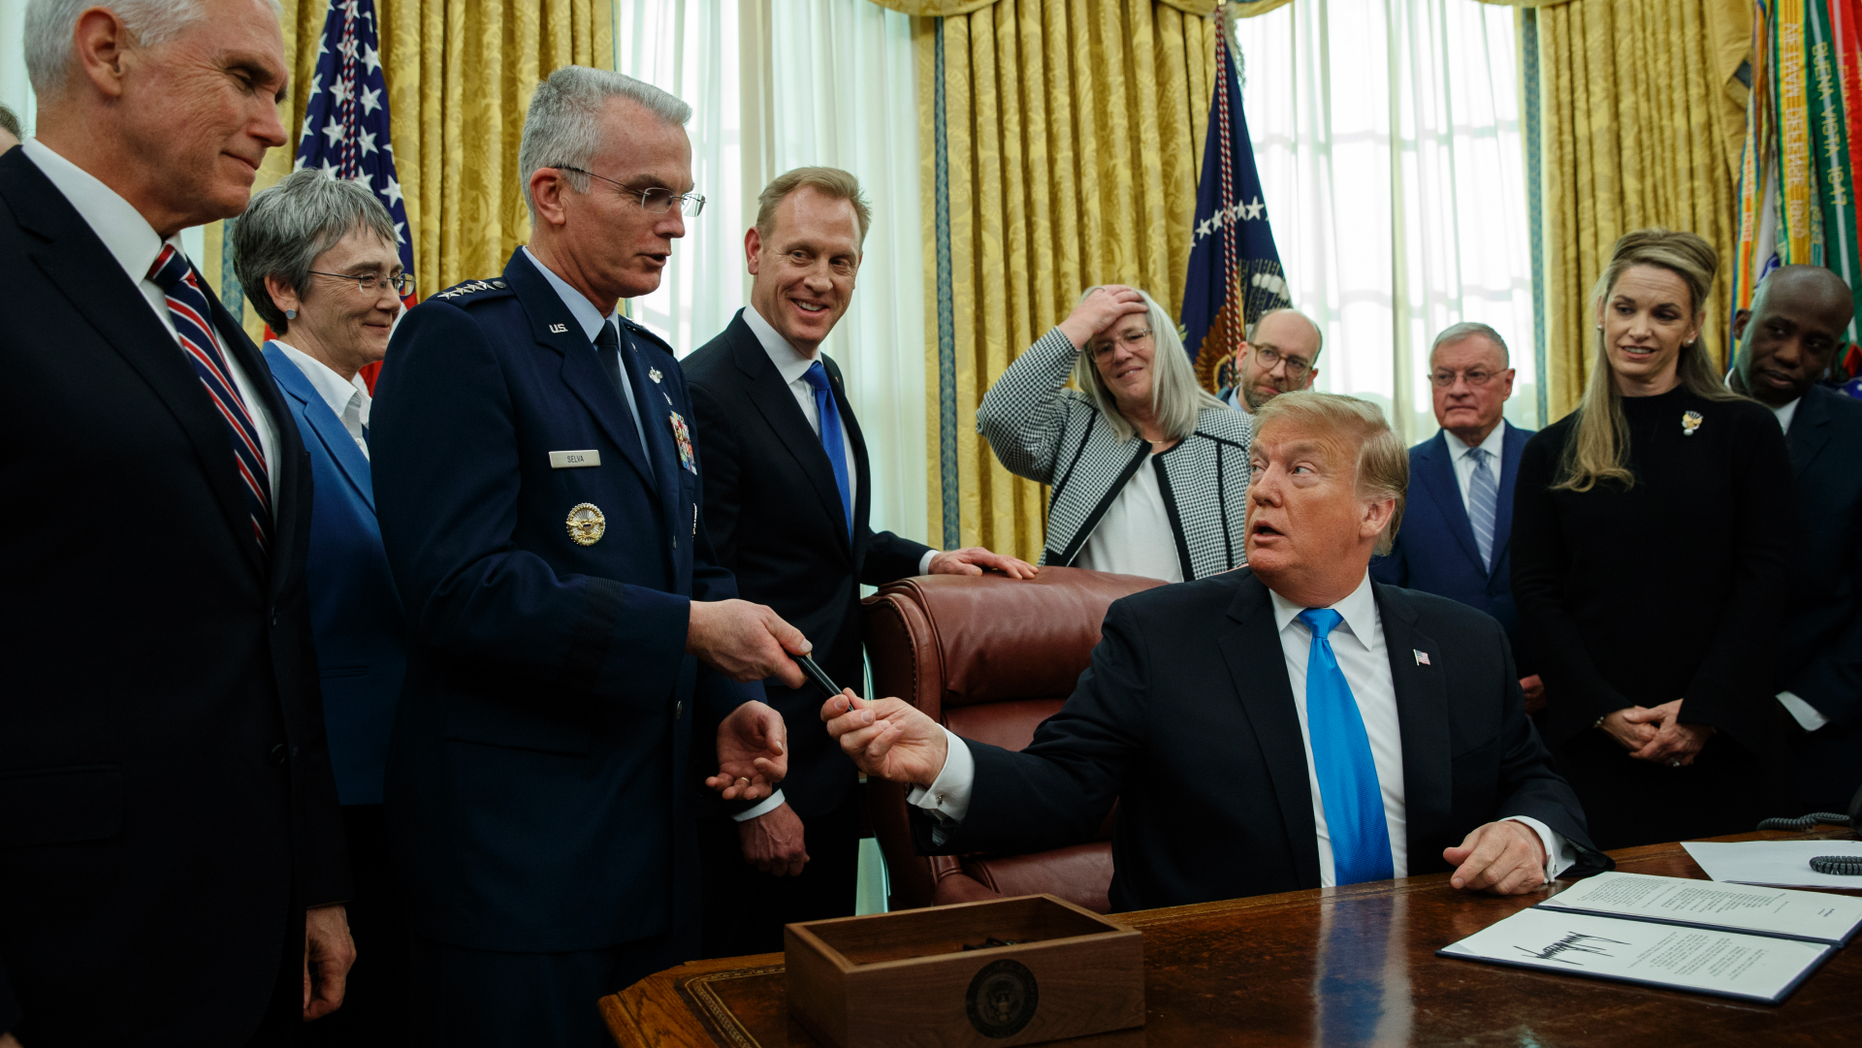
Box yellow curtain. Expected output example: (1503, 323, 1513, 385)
(916, 2, 1216, 558)
(203, 0, 612, 344)
(1524, 0, 1751, 420)
(875, 0, 1259, 17)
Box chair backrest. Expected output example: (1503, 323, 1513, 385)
(862, 567, 1165, 911)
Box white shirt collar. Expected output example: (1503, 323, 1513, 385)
(270, 339, 370, 422)
(1269, 570, 1380, 651)
(523, 246, 613, 343)
(740, 304, 820, 385)
(1725, 369, 1801, 433)
(23, 138, 179, 289)
(1450, 420, 1508, 461)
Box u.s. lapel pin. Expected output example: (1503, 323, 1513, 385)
(1413, 649, 1431, 666)
(549, 322, 568, 334)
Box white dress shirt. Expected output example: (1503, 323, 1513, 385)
(1073, 457, 1182, 582)
(1751, 390, 1826, 732)
(525, 247, 652, 479)
(1447, 421, 1509, 517)
(24, 139, 281, 507)
(911, 571, 1574, 885)
(272, 340, 371, 458)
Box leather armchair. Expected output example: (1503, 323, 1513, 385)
(860, 567, 1165, 913)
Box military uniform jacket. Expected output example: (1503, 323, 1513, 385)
(371, 248, 759, 953)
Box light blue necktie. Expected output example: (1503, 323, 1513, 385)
(1466, 446, 1498, 571)
(802, 361, 853, 538)
(1297, 608, 1394, 886)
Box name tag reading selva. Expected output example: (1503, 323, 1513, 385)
(549, 450, 601, 469)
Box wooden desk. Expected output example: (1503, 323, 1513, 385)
(602, 830, 1862, 1047)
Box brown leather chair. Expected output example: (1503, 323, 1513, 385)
(860, 566, 1165, 913)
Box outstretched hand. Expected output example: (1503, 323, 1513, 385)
(820, 689, 949, 788)
(1057, 285, 1149, 348)
(1442, 820, 1549, 896)
(707, 700, 788, 800)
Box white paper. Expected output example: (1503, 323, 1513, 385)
(1438, 907, 1830, 1003)
(1537, 871, 1862, 945)
(1682, 840, 1862, 890)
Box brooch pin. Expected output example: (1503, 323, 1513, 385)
(648, 367, 663, 384)
(1681, 410, 1703, 437)
(565, 502, 606, 546)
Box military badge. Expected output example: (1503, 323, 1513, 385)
(648, 367, 663, 384)
(566, 502, 606, 546)
(669, 411, 697, 474)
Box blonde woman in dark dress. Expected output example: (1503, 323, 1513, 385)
(1511, 229, 1795, 850)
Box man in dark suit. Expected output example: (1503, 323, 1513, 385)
(826, 391, 1607, 910)
(1372, 322, 1542, 711)
(682, 167, 1033, 956)
(1730, 265, 1862, 813)
(0, 2, 354, 1045)
(371, 67, 805, 1048)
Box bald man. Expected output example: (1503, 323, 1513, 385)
(1220, 308, 1323, 413)
(1729, 265, 1862, 814)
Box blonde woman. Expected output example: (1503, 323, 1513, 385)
(976, 285, 1254, 582)
(1511, 229, 1794, 849)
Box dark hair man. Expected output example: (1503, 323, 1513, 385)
(1730, 265, 1862, 814)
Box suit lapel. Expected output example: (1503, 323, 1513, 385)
(1374, 582, 1452, 859)
(263, 343, 374, 511)
(1218, 572, 1322, 888)
(729, 316, 853, 556)
(1491, 422, 1527, 567)
(1787, 387, 1834, 479)
(1414, 432, 1485, 574)
(621, 328, 684, 544)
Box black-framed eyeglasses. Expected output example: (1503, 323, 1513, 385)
(1430, 368, 1506, 388)
(1253, 344, 1312, 378)
(307, 269, 412, 295)
(555, 166, 706, 216)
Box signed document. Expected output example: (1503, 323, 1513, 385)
(1438, 907, 1834, 1004)
(1537, 871, 1862, 945)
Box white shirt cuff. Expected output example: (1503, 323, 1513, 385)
(918, 549, 940, 575)
(906, 725, 975, 828)
(730, 789, 786, 822)
(1505, 816, 1575, 883)
(1777, 690, 1831, 732)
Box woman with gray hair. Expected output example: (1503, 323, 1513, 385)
(233, 167, 413, 1041)
(977, 285, 1254, 582)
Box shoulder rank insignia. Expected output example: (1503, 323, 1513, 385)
(435, 278, 509, 301)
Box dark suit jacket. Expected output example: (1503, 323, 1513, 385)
(1777, 385, 1862, 807)
(0, 148, 347, 1044)
(264, 343, 407, 806)
(682, 311, 930, 817)
(372, 249, 760, 954)
(1372, 422, 1532, 665)
(916, 570, 1607, 912)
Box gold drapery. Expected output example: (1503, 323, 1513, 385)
(916, 3, 1216, 558)
(204, 0, 612, 344)
(877, 0, 1278, 17)
(1524, 0, 1750, 420)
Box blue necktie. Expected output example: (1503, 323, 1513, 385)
(802, 361, 853, 538)
(1297, 608, 1394, 886)
(1466, 446, 1498, 571)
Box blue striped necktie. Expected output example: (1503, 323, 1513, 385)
(148, 245, 272, 552)
(1297, 608, 1394, 886)
(1466, 446, 1498, 571)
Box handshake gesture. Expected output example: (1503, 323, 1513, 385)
(819, 689, 949, 788)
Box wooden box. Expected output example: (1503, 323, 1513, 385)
(785, 893, 1144, 1048)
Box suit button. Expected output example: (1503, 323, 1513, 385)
(267, 743, 287, 768)
(674, 701, 683, 719)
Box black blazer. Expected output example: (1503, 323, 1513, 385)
(683, 312, 930, 817)
(916, 570, 1607, 912)
(0, 148, 347, 1044)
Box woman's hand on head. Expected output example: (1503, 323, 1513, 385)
(1058, 285, 1148, 348)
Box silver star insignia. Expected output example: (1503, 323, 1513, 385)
(648, 368, 663, 384)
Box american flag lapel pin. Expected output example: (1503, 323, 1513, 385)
(1413, 649, 1431, 666)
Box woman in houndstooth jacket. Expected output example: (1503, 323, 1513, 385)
(977, 285, 1255, 583)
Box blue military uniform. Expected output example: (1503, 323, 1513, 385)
(370, 247, 759, 1046)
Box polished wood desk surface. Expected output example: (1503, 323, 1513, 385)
(601, 830, 1862, 1048)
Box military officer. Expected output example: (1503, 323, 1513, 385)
(370, 67, 810, 1048)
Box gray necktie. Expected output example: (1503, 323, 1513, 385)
(342, 390, 369, 459)
(1466, 446, 1497, 570)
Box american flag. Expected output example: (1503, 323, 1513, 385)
(292, 0, 414, 387)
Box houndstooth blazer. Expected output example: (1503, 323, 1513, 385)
(976, 327, 1255, 580)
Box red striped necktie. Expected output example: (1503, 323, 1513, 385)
(146, 244, 273, 553)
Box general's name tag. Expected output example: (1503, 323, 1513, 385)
(549, 450, 601, 469)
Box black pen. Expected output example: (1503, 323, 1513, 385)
(793, 652, 843, 698)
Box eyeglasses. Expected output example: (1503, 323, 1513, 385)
(1251, 344, 1312, 378)
(307, 269, 412, 295)
(1430, 368, 1506, 388)
(1090, 329, 1154, 355)
(555, 166, 706, 216)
